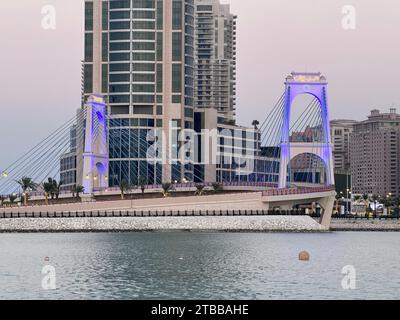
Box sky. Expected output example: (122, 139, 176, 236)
(0, 0, 399, 170)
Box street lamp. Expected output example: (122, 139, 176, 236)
(346, 189, 350, 214)
(387, 193, 392, 215)
(341, 196, 345, 215)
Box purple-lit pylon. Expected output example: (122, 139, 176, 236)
(81, 94, 109, 195)
(278, 72, 335, 188)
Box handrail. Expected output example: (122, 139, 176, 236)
(1, 182, 333, 202)
(262, 185, 335, 197)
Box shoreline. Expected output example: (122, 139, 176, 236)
(330, 218, 400, 232)
(0, 216, 328, 233)
(0, 217, 399, 233)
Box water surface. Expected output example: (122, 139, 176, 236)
(0, 232, 398, 299)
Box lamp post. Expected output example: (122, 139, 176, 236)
(341, 196, 345, 215)
(387, 193, 392, 215)
(349, 190, 352, 214)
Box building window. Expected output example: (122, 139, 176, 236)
(172, 64, 182, 93)
(85, 2, 93, 31)
(172, 32, 182, 61)
(172, 1, 183, 30)
(85, 33, 93, 62)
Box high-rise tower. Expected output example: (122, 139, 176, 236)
(83, 0, 196, 185)
(194, 0, 237, 121)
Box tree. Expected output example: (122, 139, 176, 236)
(73, 185, 84, 200)
(0, 195, 5, 207)
(161, 183, 173, 197)
(138, 176, 147, 196)
(252, 120, 260, 130)
(42, 180, 54, 206)
(119, 179, 129, 200)
(16, 177, 37, 206)
(9, 194, 17, 204)
(195, 184, 205, 196)
(48, 178, 62, 200)
(212, 182, 223, 193)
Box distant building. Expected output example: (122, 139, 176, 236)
(330, 119, 357, 173)
(350, 109, 400, 197)
(194, 0, 237, 120)
(193, 108, 277, 183)
(60, 125, 77, 191)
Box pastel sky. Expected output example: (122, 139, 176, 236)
(0, 0, 399, 170)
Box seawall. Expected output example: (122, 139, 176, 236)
(0, 216, 328, 233)
(330, 218, 400, 231)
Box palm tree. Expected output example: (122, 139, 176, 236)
(42, 180, 54, 206)
(73, 185, 84, 200)
(212, 182, 223, 193)
(138, 176, 147, 196)
(16, 177, 37, 206)
(161, 183, 173, 197)
(119, 179, 129, 200)
(48, 178, 62, 200)
(252, 120, 260, 130)
(9, 194, 17, 204)
(195, 184, 205, 196)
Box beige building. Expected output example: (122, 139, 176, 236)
(350, 109, 400, 197)
(194, 0, 237, 120)
(330, 119, 357, 173)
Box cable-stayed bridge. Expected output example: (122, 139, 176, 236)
(0, 72, 336, 226)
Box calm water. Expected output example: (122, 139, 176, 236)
(0, 232, 399, 300)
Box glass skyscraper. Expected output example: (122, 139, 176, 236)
(83, 0, 195, 186)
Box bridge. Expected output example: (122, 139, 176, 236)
(0, 72, 336, 227)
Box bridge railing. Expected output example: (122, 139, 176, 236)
(92, 181, 278, 193)
(262, 185, 335, 197)
(0, 208, 308, 219)
(2, 182, 330, 202)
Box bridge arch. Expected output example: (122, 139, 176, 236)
(278, 72, 334, 188)
(289, 152, 327, 184)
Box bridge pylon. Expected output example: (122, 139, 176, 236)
(80, 94, 109, 195)
(278, 72, 335, 188)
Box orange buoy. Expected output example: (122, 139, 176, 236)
(299, 251, 310, 261)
